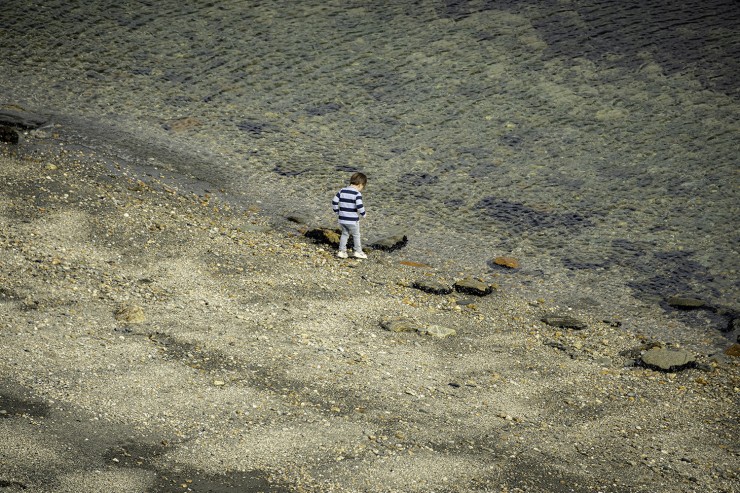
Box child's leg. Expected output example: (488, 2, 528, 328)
(350, 223, 363, 252)
(338, 224, 350, 251)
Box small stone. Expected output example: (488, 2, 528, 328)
(114, 304, 146, 324)
(640, 348, 696, 372)
(419, 325, 456, 338)
(213, 380, 226, 386)
(454, 278, 493, 296)
(411, 279, 452, 295)
(541, 315, 587, 330)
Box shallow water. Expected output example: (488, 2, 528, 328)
(1, 1, 738, 330)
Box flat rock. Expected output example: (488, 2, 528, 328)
(454, 278, 493, 296)
(541, 315, 587, 330)
(640, 348, 696, 372)
(492, 256, 519, 269)
(667, 296, 707, 309)
(0, 108, 48, 129)
(381, 318, 419, 333)
(369, 234, 408, 252)
(412, 279, 452, 295)
(419, 325, 456, 338)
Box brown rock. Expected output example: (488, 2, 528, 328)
(725, 344, 740, 357)
(493, 256, 519, 269)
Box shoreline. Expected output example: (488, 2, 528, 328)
(1, 127, 738, 492)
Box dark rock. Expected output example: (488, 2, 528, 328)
(304, 228, 340, 247)
(639, 348, 696, 372)
(369, 234, 407, 252)
(541, 315, 587, 330)
(0, 108, 48, 129)
(454, 278, 493, 296)
(667, 296, 707, 310)
(0, 126, 19, 144)
(412, 279, 452, 295)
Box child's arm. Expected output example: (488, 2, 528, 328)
(356, 194, 366, 218)
(332, 192, 340, 214)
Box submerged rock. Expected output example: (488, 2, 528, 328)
(454, 278, 492, 296)
(369, 234, 408, 252)
(640, 348, 695, 372)
(412, 279, 452, 295)
(667, 296, 707, 310)
(541, 315, 587, 330)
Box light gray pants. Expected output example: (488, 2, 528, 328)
(339, 222, 362, 252)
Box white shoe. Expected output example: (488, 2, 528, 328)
(353, 251, 368, 259)
(337, 251, 348, 259)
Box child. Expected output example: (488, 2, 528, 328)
(332, 172, 367, 259)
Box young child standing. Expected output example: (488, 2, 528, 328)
(332, 172, 367, 259)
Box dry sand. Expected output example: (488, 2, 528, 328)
(1, 134, 738, 493)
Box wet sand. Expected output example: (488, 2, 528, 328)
(1, 129, 738, 492)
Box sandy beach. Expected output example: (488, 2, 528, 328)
(0, 124, 737, 493)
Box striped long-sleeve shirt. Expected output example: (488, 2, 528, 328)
(332, 186, 366, 224)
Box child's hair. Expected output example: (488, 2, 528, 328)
(350, 172, 367, 187)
